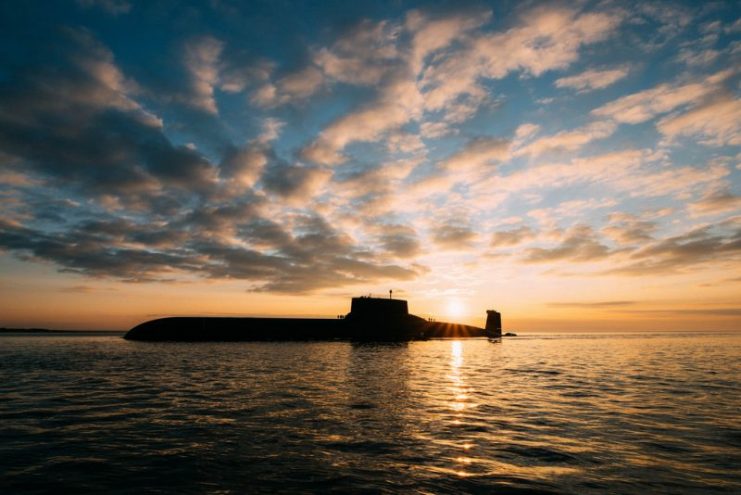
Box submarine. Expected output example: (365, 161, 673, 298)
(124, 295, 502, 342)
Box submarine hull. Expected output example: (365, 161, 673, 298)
(124, 316, 492, 342)
(125, 317, 349, 342)
(123, 297, 501, 342)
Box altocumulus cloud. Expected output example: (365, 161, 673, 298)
(0, 26, 421, 292)
(0, 1, 739, 296)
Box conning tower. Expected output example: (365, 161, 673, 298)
(350, 297, 408, 317)
(485, 310, 502, 338)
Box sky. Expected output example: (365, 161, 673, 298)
(0, 0, 739, 331)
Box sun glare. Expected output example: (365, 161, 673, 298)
(446, 300, 466, 319)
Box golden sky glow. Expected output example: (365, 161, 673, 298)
(0, 1, 739, 331)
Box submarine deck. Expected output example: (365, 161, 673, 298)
(124, 316, 492, 342)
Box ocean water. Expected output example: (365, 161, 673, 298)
(1, 332, 739, 494)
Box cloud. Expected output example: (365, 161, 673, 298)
(421, 6, 624, 114)
(528, 199, 618, 226)
(314, 19, 401, 85)
(0, 27, 435, 295)
(252, 66, 325, 107)
(471, 149, 730, 205)
(514, 121, 616, 157)
(0, 209, 423, 293)
(514, 123, 540, 141)
(676, 48, 720, 66)
(430, 222, 477, 249)
(254, 17, 402, 108)
(4, 2, 740, 303)
(61, 285, 118, 293)
(611, 222, 741, 275)
(176, 200, 262, 239)
(407, 8, 492, 122)
(619, 162, 730, 198)
(411, 149, 669, 216)
(301, 72, 423, 165)
(555, 66, 630, 93)
(635, 2, 692, 41)
(219, 119, 285, 188)
(0, 218, 193, 282)
(375, 224, 420, 257)
(602, 213, 657, 245)
(420, 121, 454, 138)
(257, 11, 461, 109)
(198, 216, 416, 293)
(182, 36, 223, 114)
(0, 169, 39, 187)
(476, 150, 644, 198)
(688, 187, 741, 216)
(328, 157, 419, 215)
(442, 137, 509, 171)
(257, 118, 285, 143)
(591, 69, 734, 124)
(548, 301, 636, 308)
(524, 225, 611, 263)
(303, 4, 623, 165)
(0, 28, 217, 203)
(490, 226, 535, 247)
(241, 214, 421, 292)
(657, 94, 741, 146)
(406, 8, 490, 73)
(386, 131, 425, 154)
(275, 66, 324, 99)
(219, 145, 268, 188)
(219, 58, 272, 94)
(0, 28, 145, 120)
(260, 161, 331, 203)
(618, 308, 741, 317)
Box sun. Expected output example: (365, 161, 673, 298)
(446, 299, 466, 319)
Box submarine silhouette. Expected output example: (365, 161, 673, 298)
(124, 296, 502, 342)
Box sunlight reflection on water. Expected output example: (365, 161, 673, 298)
(0, 332, 740, 494)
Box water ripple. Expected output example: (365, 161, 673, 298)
(0, 333, 740, 494)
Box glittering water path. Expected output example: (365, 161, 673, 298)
(1, 332, 739, 494)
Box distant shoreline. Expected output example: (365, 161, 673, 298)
(0, 328, 124, 334)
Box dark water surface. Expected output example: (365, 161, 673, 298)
(1, 332, 739, 494)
